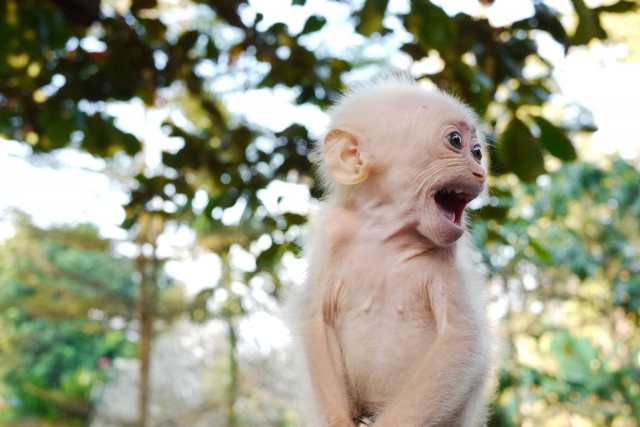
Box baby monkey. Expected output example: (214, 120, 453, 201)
(291, 76, 493, 427)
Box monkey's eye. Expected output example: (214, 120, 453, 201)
(471, 144, 483, 161)
(446, 132, 463, 149)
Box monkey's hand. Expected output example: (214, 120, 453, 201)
(353, 414, 374, 426)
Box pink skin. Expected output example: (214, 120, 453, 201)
(293, 79, 493, 427)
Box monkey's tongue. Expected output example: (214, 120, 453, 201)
(441, 206, 456, 223)
(434, 190, 469, 226)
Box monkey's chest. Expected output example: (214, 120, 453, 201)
(332, 269, 438, 408)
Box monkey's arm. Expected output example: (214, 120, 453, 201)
(373, 271, 491, 426)
(300, 282, 354, 427)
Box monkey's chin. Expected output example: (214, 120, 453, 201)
(430, 215, 465, 246)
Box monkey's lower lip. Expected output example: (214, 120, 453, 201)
(434, 186, 480, 226)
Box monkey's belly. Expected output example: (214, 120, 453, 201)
(337, 308, 437, 410)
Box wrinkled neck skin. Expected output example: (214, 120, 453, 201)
(328, 187, 457, 263)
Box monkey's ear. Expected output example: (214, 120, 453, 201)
(323, 128, 369, 185)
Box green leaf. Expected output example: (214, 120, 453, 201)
(36, 107, 77, 151)
(535, 5, 570, 48)
(498, 116, 545, 182)
(177, 30, 201, 51)
(595, 0, 639, 13)
(515, 3, 569, 50)
(138, 17, 167, 42)
(301, 15, 326, 35)
(529, 237, 553, 263)
(533, 116, 577, 161)
(550, 330, 604, 390)
(83, 114, 141, 156)
(517, 82, 552, 106)
(477, 206, 510, 221)
(571, 0, 606, 44)
(131, 0, 157, 13)
(402, 1, 453, 53)
(356, 0, 390, 36)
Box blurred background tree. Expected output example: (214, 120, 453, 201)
(0, 218, 137, 425)
(476, 159, 640, 426)
(0, 0, 638, 426)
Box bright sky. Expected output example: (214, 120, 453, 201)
(1, 0, 639, 279)
(226, 0, 640, 158)
(555, 45, 640, 159)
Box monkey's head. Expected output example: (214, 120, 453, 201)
(314, 76, 488, 247)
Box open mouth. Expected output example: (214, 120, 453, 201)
(433, 184, 482, 226)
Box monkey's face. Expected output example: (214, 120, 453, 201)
(323, 88, 487, 248)
(385, 110, 487, 247)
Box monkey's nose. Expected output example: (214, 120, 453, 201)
(472, 170, 486, 183)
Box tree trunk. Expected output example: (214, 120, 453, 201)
(226, 317, 239, 427)
(135, 215, 162, 427)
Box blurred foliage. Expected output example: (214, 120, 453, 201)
(0, 0, 639, 425)
(0, 217, 137, 425)
(474, 159, 640, 426)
